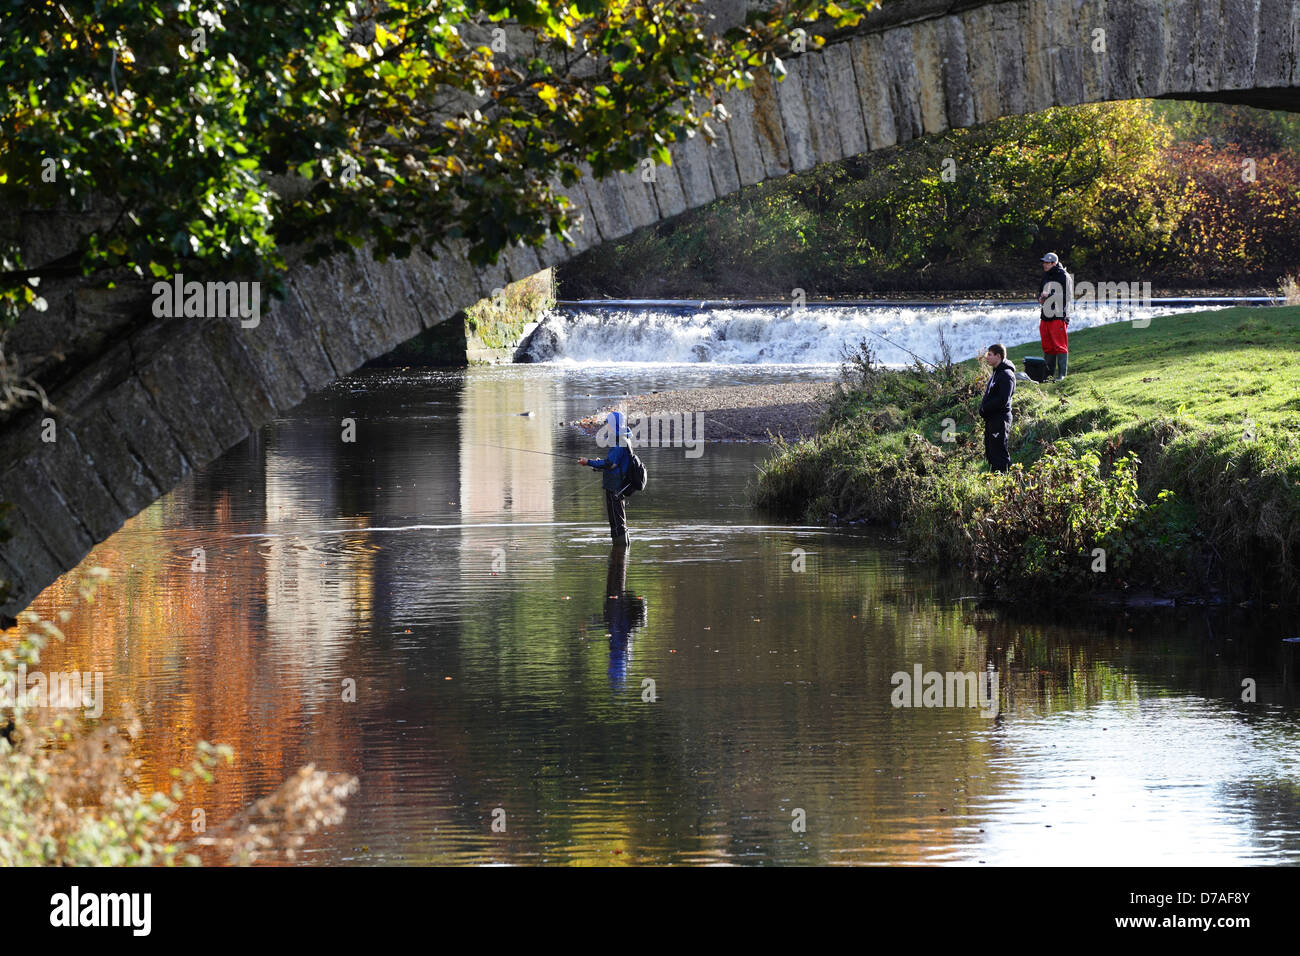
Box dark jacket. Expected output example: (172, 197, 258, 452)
(587, 410, 634, 493)
(1039, 264, 1073, 321)
(979, 360, 1016, 420)
(588, 446, 631, 492)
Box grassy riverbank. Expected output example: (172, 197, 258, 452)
(754, 306, 1300, 603)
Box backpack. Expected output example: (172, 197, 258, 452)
(622, 452, 648, 496)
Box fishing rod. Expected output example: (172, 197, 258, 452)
(774, 299, 943, 370)
(471, 402, 819, 467)
(461, 441, 633, 511)
(852, 326, 941, 372)
(469, 417, 767, 452)
(703, 415, 754, 440)
(466, 440, 576, 460)
(468, 439, 649, 464)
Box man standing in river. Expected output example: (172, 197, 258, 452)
(1037, 252, 1073, 381)
(578, 410, 634, 547)
(979, 344, 1016, 473)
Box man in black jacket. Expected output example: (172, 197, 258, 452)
(979, 343, 1016, 472)
(1037, 252, 1072, 381)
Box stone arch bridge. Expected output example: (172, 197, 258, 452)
(2, 0, 1298, 615)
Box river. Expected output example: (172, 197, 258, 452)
(20, 299, 1300, 865)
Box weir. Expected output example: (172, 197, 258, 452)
(526, 299, 1230, 366)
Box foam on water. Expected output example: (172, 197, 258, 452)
(525, 301, 1225, 366)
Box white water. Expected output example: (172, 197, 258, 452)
(525, 301, 1226, 366)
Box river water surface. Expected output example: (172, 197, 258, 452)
(21, 302, 1300, 865)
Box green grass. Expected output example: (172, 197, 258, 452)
(1009, 307, 1300, 430)
(755, 306, 1300, 602)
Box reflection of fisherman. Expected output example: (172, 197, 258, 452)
(967, 612, 1008, 725)
(1037, 252, 1073, 382)
(603, 546, 647, 690)
(578, 410, 633, 547)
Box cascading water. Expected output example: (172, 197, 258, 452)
(523, 300, 1230, 366)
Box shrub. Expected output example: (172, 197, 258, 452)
(1118, 489, 1205, 588)
(1280, 272, 1300, 305)
(1, 574, 358, 865)
(967, 447, 1145, 597)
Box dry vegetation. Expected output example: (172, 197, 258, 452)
(1, 571, 357, 865)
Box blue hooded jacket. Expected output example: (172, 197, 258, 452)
(587, 410, 633, 493)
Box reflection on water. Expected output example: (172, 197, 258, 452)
(20, 365, 1300, 865)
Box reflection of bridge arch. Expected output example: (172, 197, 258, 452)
(3, 0, 1299, 614)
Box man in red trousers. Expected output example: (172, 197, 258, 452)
(1037, 252, 1072, 381)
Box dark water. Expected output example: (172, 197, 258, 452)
(23, 364, 1300, 865)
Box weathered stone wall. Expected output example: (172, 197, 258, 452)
(3, 0, 1299, 617)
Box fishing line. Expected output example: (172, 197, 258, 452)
(460, 439, 634, 509)
(467, 416, 770, 459)
(703, 415, 760, 440)
(465, 440, 575, 460)
(851, 326, 941, 371)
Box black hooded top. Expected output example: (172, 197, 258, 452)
(979, 359, 1017, 419)
(1039, 264, 1073, 321)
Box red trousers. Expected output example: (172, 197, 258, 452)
(1039, 319, 1069, 354)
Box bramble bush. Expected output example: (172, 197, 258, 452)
(968, 447, 1144, 597)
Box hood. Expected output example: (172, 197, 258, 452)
(607, 410, 627, 447)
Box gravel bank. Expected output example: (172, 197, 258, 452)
(570, 381, 838, 442)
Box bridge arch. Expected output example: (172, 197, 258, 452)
(2, 0, 1298, 615)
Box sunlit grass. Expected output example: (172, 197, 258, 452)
(755, 307, 1300, 600)
(999, 306, 1300, 431)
